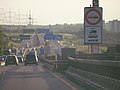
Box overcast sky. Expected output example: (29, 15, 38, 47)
(0, 0, 120, 25)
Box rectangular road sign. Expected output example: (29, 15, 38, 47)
(35, 28, 49, 34)
(54, 35, 63, 40)
(84, 7, 103, 44)
(84, 26, 102, 44)
(44, 35, 63, 40)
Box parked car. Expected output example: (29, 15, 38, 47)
(24, 53, 38, 66)
(5, 55, 19, 66)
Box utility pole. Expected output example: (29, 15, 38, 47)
(92, 0, 99, 7)
(91, 0, 99, 55)
(27, 10, 34, 30)
(28, 10, 32, 25)
(8, 9, 12, 25)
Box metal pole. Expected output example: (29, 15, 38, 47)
(98, 44, 99, 53)
(88, 45, 90, 59)
(91, 44, 93, 60)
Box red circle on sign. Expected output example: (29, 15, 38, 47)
(85, 8, 102, 25)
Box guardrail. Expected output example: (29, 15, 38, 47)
(43, 59, 55, 71)
(66, 67, 120, 90)
(43, 59, 69, 71)
(69, 57, 120, 80)
(68, 57, 120, 68)
(77, 53, 120, 61)
(43, 57, 120, 90)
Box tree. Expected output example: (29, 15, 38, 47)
(116, 44, 120, 53)
(0, 30, 3, 55)
(0, 28, 9, 55)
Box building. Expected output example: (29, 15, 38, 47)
(108, 19, 120, 32)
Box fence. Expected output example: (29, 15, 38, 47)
(43, 56, 120, 90)
(66, 67, 120, 90)
(77, 53, 120, 61)
(43, 59, 69, 71)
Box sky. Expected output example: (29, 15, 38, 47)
(0, 0, 120, 25)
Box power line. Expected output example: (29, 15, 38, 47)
(0, 9, 37, 25)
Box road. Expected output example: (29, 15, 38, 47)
(0, 64, 78, 90)
(50, 41, 61, 56)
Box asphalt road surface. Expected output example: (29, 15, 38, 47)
(0, 64, 79, 90)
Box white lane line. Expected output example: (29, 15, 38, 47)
(43, 67, 77, 90)
(7, 74, 41, 78)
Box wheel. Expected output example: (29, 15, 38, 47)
(5, 64, 7, 66)
(5, 62, 7, 66)
(24, 63, 27, 66)
(36, 63, 38, 65)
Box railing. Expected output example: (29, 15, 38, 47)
(77, 53, 120, 61)
(43, 59, 69, 71)
(43, 59, 55, 71)
(43, 57, 120, 90)
(66, 67, 120, 90)
(68, 57, 120, 68)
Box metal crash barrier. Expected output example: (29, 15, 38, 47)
(43, 59, 68, 71)
(66, 67, 120, 90)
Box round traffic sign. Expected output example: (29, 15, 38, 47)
(85, 8, 102, 25)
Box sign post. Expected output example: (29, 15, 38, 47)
(84, 0, 103, 55)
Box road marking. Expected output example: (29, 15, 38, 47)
(52, 73, 77, 90)
(7, 74, 41, 78)
(44, 67, 77, 90)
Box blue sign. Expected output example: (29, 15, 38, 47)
(45, 32, 53, 35)
(54, 35, 63, 40)
(44, 35, 54, 40)
(44, 35, 63, 40)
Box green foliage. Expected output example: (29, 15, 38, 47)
(116, 44, 120, 53)
(0, 28, 9, 55)
(3, 49, 10, 55)
(0, 47, 2, 55)
(106, 46, 116, 53)
(0, 30, 3, 55)
(106, 44, 120, 53)
(0, 30, 2, 42)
